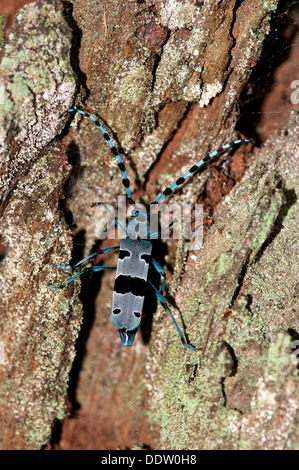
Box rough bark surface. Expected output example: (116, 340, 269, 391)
(0, 0, 298, 450)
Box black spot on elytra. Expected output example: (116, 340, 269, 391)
(119, 249, 131, 260)
(114, 275, 147, 296)
(140, 254, 151, 264)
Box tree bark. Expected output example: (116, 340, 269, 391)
(0, 0, 298, 450)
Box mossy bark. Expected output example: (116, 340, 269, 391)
(0, 0, 79, 450)
(0, 0, 298, 450)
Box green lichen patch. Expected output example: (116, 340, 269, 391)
(146, 114, 299, 449)
(0, 0, 79, 449)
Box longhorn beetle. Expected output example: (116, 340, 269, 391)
(48, 108, 254, 349)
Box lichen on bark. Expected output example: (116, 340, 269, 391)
(147, 112, 299, 450)
(0, 0, 79, 450)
